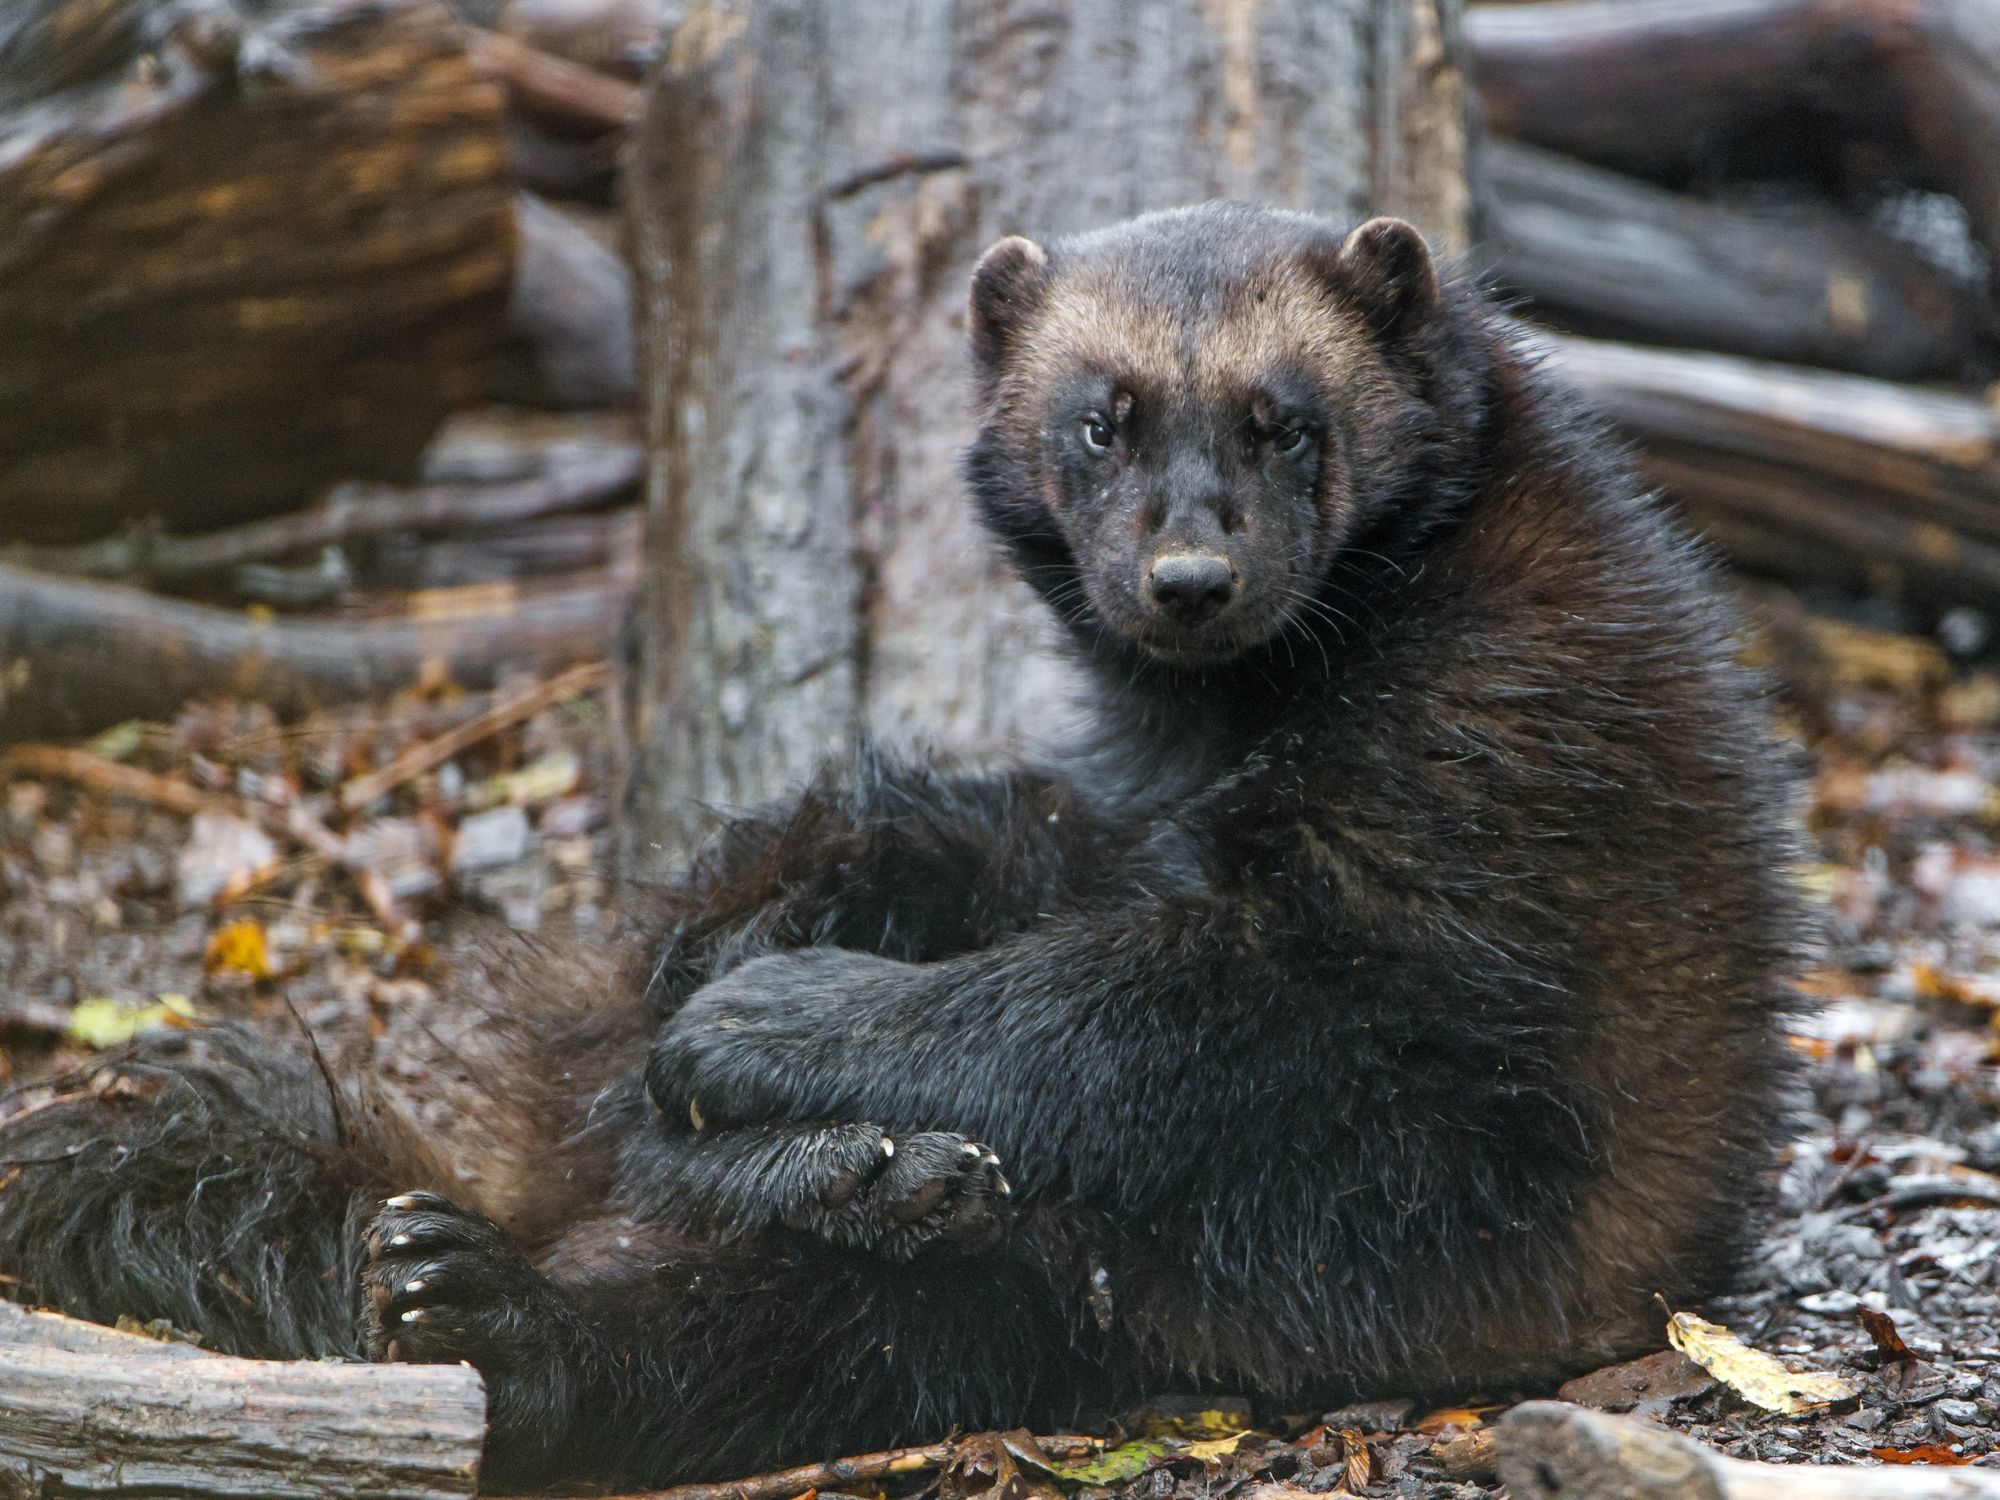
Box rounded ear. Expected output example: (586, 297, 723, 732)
(968, 235, 1051, 372)
(1332, 216, 1440, 336)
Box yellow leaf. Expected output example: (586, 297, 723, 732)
(67, 994, 202, 1048)
(1666, 1311, 1853, 1413)
(1184, 1433, 1249, 1463)
(203, 919, 272, 979)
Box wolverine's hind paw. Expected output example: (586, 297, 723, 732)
(362, 1191, 564, 1368)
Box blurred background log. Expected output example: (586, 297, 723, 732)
(0, 0, 517, 544)
(1482, 141, 1996, 379)
(0, 558, 633, 741)
(1467, 0, 2000, 288)
(1543, 335, 2000, 605)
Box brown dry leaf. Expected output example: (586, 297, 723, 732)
(1857, 1307, 1917, 1365)
(1336, 1428, 1370, 1492)
(1412, 1407, 1484, 1435)
(1871, 1445, 1973, 1466)
(1908, 962, 2000, 1015)
(1665, 1311, 1854, 1413)
(203, 918, 272, 979)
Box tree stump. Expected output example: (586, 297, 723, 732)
(0, 0, 516, 544)
(622, 0, 1472, 856)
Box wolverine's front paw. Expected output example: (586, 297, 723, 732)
(643, 951, 870, 1129)
(361, 1191, 566, 1369)
(785, 1125, 1014, 1259)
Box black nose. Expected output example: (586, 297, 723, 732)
(1147, 553, 1236, 624)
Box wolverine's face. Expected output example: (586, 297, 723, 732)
(965, 205, 1442, 668)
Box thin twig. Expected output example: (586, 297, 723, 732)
(568, 1434, 1105, 1500)
(338, 660, 611, 811)
(11, 448, 641, 583)
(0, 745, 228, 817)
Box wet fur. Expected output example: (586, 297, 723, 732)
(0, 203, 1805, 1488)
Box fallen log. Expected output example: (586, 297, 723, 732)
(0, 562, 633, 742)
(9, 438, 642, 586)
(1540, 334, 2000, 605)
(369, 509, 641, 590)
(1495, 1401, 2000, 1499)
(1467, 0, 2000, 276)
(0, 1307, 484, 1500)
(0, 0, 515, 544)
(1482, 141, 1996, 380)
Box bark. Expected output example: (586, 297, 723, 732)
(1542, 334, 2000, 605)
(0, 562, 630, 742)
(623, 0, 1472, 855)
(1496, 1401, 2000, 1499)
(1482, 141, 1996, 380)
(1466, 0, 2000, 276)
(0, 1333, 484, 1500)
(0, 0, 515, 546)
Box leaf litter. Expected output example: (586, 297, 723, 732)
(3, 590, 2000, 1492)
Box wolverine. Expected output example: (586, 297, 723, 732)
(0, 203, 1804, 1488)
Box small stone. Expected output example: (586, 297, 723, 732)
(451, 807, 533, 873)
(175, 812, 279, 907)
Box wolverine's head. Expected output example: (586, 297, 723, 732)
(964, 201, 1480, 668)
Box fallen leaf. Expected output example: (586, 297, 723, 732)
(203, 918, 271, 979)
(1557, 1348, 1716, 1414)
(1183, 1433, 1249, 1463)
(1335, 1428, 1370, 1491)
(1871, 1445, 1972, 1466)
(1857, 1307, 1917, 1365)
(67, 993, 201, 1048)
(1413, 1407, 1485, 1435)
(1665, 1310, 1854, 1413)
(1048, 1440, 1169, 1485)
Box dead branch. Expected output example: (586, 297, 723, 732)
(11, 443, 641, 585)
(339, 659, 610, 810)
(0, 744, 228, 816)
(468, 27, 641, 132)
(0, 562, 632, 743)
(577, 1433, 1107, 1500)
(0, 1316, 484, 1499)
(1495, 1401, 2000, 1499)
(1483, 141, 1995, 380)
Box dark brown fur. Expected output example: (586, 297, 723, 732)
(0, 203, 1807, 1488)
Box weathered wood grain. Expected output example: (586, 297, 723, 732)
(0, 0, 514, 543)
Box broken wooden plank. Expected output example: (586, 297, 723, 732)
(0, 1332, 484, 1499)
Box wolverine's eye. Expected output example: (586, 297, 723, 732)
(1080, 414, 1115, 454)
(1269, 424, 1311, 459)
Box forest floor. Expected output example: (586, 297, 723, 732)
(2, 586, 1999, 1497)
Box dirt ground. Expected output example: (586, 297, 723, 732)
(3, 586, 1999, 1496)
